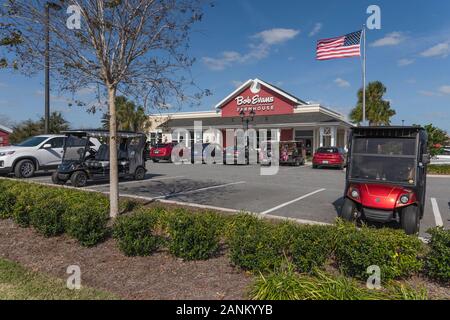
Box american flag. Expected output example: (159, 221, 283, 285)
(316, 30, 362, 60)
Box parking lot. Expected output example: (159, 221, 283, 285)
(24, 161, 450, 238)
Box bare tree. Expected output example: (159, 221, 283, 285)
(1, 0, 210, 217)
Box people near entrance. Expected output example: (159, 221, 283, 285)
(281, 145, 289, 162)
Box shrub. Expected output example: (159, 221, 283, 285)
(29, 192, 66, 237)
(11, 184, 45, 228)
(226, 214, 286, 271)
(0, 184, 16, 219)
(249, 262, 427, 300)
(167, 210, 223, 260)
(290, 224, 336, 273)
(424, 227, 450, 282)
(334, 222, 424, 282)
(113, 209, 161, 256)
(63, 191, 110, 247)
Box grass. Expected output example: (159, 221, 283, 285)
(249, 263, 428, 300)
(428, 164, 450, 175)
(0, 258, 117, 300)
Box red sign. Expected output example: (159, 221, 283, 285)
(220, 84, 296, 117)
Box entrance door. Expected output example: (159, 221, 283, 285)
(295, 130, 313, 156)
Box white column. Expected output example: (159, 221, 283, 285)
(331, 127, 337, 147)
(319, 127, 324, 147)
(343, 129, 348, 151)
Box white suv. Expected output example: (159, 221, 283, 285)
(0, 134, 68, 178)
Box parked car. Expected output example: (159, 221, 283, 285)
(191, 143, 221, 164)
(223, 145, 258, 165)
(0, 134, 100, 178)
(431, 147, 450, 164)
(312, 146, 346, 169)
(149, 142, 176, 162)
(52, 130, 147, 187)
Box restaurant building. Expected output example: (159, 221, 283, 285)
(147, 78, 353, 155)
(0, 124, 12, 147)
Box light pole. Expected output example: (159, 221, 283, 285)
(44, 2, 62, 134)
(240, 108, 256, 151)
(239, 108, 256, 131)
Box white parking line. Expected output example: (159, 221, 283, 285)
(152, 181, 246, 199)
(84, 175, 185, 189)
(260, 188, 326, 215)
(430, 198, 444, 227)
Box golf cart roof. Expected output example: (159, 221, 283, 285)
(62, 130, 146, 138)
(351, 126, 425, 138)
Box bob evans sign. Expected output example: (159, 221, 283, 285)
(235, 95, 275, 112)
(221, 84, 295, 117)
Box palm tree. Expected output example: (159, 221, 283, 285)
(350, 81, 396, 126)
(102, 96, 150, 132)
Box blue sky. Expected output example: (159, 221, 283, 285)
(1, 0, 450, 131)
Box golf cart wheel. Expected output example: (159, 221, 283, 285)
(70, 171, 88, 188)
(340, 198, 357, 221)
(294, 159, 301, 167)
(134, 166, 146, 180)
(400, 205, 420, 235)
(51, 172, 65, 185)
(312, 164, 318, 169)
(14, 159, 35, 178)
(152, 159, 159, 163)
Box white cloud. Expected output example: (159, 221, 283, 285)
(203, 28, 300, 71)
(418, 85, 450, 97)
(438, 85, 450, 94)
(231, 80, 244, 88)
(308, 23, 322, 37)
(334, 78, 350, 88)
(398, 58, 415, 67)
(202, 51, 242, 71)
(252, 28, 300, 45)
(420, 42, 450, 58)
(371, 32, 406, 47)
(418, 90, 441, 97)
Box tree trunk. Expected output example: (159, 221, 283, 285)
(108, 86, 119, 218)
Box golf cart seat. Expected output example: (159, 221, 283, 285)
(86, 144, 110, 168)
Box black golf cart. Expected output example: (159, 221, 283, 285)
(340, 126, 429, 235)
(52, 130, 147, 187)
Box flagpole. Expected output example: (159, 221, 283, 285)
(362, 25, 366, 126)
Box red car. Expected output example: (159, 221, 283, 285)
(312, 147, 346, 169)
(149, 142, 176, 162)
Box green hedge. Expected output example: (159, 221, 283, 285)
(29, 192, 66, 237)
(0, 180, 109, 246)
(424, 227, 450, 283)
(428, 164, 450, 175)
(334, 222, 424, 282)
(63, 191, 110, 247)
(226, 214, 287, 271)
(290, 224, 336, 273)
(167, 209, 223, 260)
(0, 184, 15, 219)
(113, 209, 162, 256)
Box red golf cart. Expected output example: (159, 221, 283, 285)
(340, 126, 430, 235)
